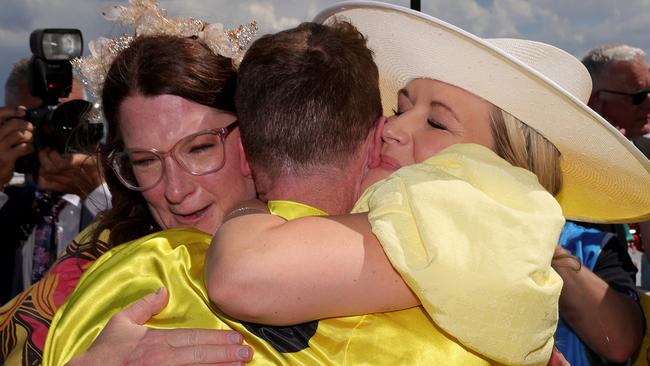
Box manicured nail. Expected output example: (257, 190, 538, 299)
(229, 332, 243, 344)
(238, 346, 251, 359)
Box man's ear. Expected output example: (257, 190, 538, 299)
(368, 116, 386, 168)
(238, 139, 252, 178)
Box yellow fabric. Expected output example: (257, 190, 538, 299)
(44, 204, 493, 366)
(268, 199, 327, 220)
(353, 143, 564, 365)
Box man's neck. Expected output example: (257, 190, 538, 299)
(258, 169, 363, 215)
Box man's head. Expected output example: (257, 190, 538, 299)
(582, 45, 650, 139)
(236, 21, 382, 210)
(4, 58, 86, 108)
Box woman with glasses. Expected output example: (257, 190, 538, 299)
(0, 32, 257, 366)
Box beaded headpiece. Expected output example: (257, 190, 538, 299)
(72, 0, 257, 119)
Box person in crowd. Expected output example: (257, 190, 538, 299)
(0, 11, 257, 365)
(43, 3, 648, 366)
(553, 223, 644, 365)
(0, 57, 111, 306)
(582, 44, 650, 158)
(554, 44, 650, 365)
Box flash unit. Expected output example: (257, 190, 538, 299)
(30, 29, 83, 61)
(27, 28, 83, 105)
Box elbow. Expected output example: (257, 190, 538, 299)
(206, 254, 276, 323)
(599, 344, 639, 363)
(604, 327, 644, 363)
(603, 307, 645, 362)
(589, 318, 644, 363)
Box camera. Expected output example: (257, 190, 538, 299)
(15, 29, 104, 174)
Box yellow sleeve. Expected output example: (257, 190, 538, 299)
(42, 228, 218, 366)
(354, 143, 564, 365)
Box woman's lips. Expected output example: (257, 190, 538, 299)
(379, 154, 402, 171)
(172, 205, 210, 224)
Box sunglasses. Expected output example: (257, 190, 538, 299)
(598, 87, 650, 106)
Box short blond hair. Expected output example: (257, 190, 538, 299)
(490, 107, 563, 196)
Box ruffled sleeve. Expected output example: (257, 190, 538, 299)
(353, 143, 564, 365)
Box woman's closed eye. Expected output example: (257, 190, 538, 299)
(188, 143, 218, 155)
(427, 119, 446, 130)
(392, 108, 403, 116)
(129, 152, 158, 168)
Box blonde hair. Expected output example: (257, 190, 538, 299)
(489, 107, 563, 196)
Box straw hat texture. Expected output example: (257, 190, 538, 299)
(315, 1, 650, 223)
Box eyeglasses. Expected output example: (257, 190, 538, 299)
(109, 120, 239, 191)
(597, 87, 650, 106)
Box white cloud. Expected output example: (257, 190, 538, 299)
(246, 2, 301, 31)
(2, 0, 650, 103)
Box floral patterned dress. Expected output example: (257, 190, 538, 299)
(0, 229, 110, 365)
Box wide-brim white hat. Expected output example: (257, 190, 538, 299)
(315, 1, 650, 223)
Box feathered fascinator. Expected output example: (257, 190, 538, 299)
(72, 0, 257, 121)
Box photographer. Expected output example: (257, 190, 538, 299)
(0, 57, 110, 303)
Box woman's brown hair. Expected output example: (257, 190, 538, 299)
(91, 35, 237, 247)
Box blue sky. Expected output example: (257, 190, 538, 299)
(2, 0, 650, 103)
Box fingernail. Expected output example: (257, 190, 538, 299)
(229, 332, 243, 344)
(155, 287, 164, 295)
(237, 346, 251, 360)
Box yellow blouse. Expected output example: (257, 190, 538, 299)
(354, 144, 564, 365)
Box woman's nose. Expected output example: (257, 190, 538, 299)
(382, 115, 409, 144)
(162, 157, 195, 204)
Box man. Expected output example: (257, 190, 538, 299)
(558, 45, 649, 364)
(582, 44, 650, 158)
(235, 21, 383, 217)
(0, 58, 110, 303)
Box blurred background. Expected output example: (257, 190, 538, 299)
(2, 0, 650, 103)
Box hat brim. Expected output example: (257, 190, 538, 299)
(315, 1, 650, 223)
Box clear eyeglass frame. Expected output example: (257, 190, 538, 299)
(109, 120, 239, 191)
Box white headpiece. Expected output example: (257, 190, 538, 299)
(72, 0, 257, 104)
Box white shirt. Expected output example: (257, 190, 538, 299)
(21, 183, 111, 289)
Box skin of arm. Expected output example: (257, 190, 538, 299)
(553, 246, 644, 362)
(205, 212, 419, 325)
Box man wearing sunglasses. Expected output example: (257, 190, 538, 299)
(581, 44, 650, 366)
(582, 44, 650, 158)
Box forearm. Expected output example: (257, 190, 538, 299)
(206, 213, 418, 325)
(554, 255, 644, 361)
